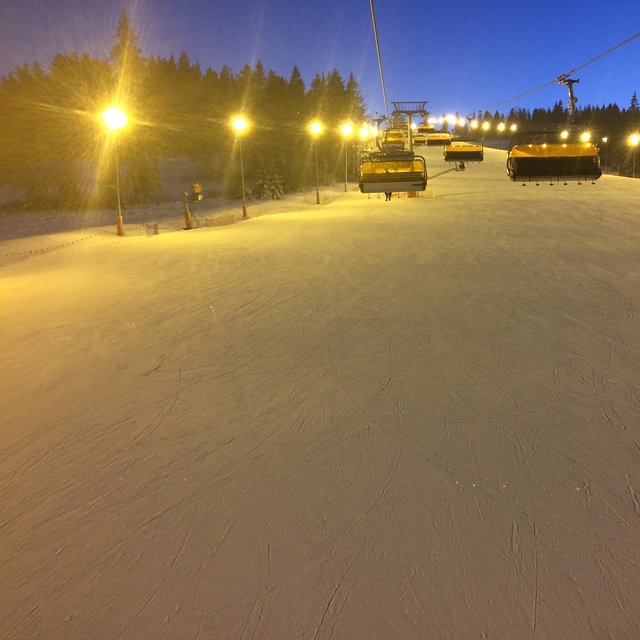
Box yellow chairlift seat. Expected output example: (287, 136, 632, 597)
(381, 129, 405, 149)
(426, 132, 452, 146)
(359, 150, 427, 193)
(506, 128, 602, 184)
(443, 140, 484, 163)
(413, 125, 436, 146)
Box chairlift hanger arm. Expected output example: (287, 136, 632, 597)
(428, 164, 467, 180)
(556, 74, 579, 119)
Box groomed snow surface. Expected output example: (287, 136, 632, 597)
(2, 147, 640, 639)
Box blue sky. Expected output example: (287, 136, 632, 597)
(1, 0, 639, 120)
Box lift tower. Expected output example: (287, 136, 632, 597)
(392, 102, 428, 151)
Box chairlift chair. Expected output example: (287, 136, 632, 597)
(506, 127, 602, 184)
(426, 131, 452, 146)
(443, 139, 484, 163)
(358, 149, 427, 193)
(506, 77, 602, 185)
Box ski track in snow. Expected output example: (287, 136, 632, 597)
(2, 148, 640, 638)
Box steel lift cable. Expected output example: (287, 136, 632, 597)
(472, 31, 640, 117)
(369, 0, 389, 120)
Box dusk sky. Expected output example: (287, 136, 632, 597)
(1, 0, 639, 120)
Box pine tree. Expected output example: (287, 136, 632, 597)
(325, 70, 347, 117)
(255, 162, 284, 200)
(289, 66, 305, 107)
(345, 73, 366, 122)
(107, 10, 161, 203)
(236, 62, 265, 112)
(110, 9, 144, 82)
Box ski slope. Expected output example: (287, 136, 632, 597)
(2, 147, 640, 639)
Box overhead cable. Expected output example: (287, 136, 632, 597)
(369, 0, 389, 120)
(475, 31, 640, 116)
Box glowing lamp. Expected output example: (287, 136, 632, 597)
(102, 107, 128, 131)
(232, 117, 248, 133)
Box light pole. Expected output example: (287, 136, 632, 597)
(359, 125, 370, 156)
(481, 121, 490, 144)
(232, 117, 248, 217)
(102, 107, 128, 236)
(341, 123, 353, 192)
(629, 133, 639, 179)
(311, 122, 322, 204)
(601, 137, 608, 173)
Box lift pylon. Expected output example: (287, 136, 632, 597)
(392, 101, 428, 151)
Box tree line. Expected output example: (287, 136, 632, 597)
(0, 10, 366, 209)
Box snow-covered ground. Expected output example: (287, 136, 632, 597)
(2, 147, 640, 639)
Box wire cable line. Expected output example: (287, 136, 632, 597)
(474, 31, 640, 116)
(369, 0, 389, 120)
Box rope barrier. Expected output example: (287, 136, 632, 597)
(0, 231, 114, 258)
